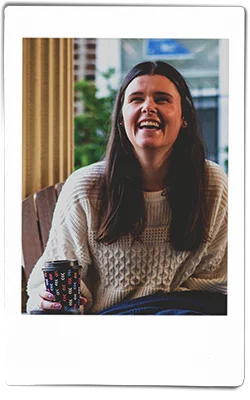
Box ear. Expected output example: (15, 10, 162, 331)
(181, 118, 188, 128)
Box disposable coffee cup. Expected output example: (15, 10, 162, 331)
(42, 259, 82, 313)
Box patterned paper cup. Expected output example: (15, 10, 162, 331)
(42, 260, 82, 313)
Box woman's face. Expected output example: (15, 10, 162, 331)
(122, 74, 184, 158)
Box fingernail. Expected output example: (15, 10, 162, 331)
(48, 293, 53, 299)
(54, 303, 61, 309)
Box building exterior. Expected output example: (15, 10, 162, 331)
(73, 38, 97, 115)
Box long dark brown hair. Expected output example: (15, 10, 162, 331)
(96, 61, 209, 251)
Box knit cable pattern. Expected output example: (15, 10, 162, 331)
(27, 160, 228, 313)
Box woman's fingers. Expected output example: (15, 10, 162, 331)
(38, 291, 86, 311)
(79, 304, 84, 314)
(39, 290, 62, 310)
(79, 297, 87, 314)
(39, 290, 55, 301)
(40, 299, 62, 310)
(80, 296, 88, 305)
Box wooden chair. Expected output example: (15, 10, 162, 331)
(21, 182, 64, 312)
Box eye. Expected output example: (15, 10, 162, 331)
(155, 97, 170, 104)
(129, 97, 144, 103)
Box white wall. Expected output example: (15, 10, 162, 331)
(95, 39, 121, 97)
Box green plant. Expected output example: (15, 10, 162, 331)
(74, 68, 117, 170)
(224, 145, 228, 174)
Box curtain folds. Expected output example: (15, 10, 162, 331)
(22, 38, 74, 199)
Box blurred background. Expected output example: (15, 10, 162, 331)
(73, 38, 228, 173)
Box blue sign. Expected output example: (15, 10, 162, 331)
(146, 39, 192, 59)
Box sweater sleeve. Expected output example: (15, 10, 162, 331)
(181, 162, 228, 294)
(26, 171, 94, 313)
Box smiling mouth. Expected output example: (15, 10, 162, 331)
(138, 120, 162, 130)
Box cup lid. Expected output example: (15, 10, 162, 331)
(42, 259, 82, 270)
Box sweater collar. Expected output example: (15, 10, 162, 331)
(143, 187, 169, 201)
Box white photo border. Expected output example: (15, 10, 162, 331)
(4, 5, 245, 386)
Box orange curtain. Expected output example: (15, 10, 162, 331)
(22, 38, 74, 199)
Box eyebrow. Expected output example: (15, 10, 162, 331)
(127, 91, 144, 97)
(155, 91, 174, 98)
(128, 91, 174, 98)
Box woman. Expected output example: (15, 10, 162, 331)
(26, 61, 227, 314)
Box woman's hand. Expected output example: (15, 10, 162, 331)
(38, 289, 87, 313)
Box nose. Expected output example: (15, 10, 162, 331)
(141, 98, 157, 114)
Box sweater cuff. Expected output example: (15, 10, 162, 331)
(26, 283, 46, 314)
(182, 276, 227, 295)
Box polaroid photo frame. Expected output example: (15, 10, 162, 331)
(4, 5, 245, 387)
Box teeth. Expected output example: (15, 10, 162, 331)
(139, 121, 160, 128)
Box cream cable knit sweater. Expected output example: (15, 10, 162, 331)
(26, 160, 227, 314)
